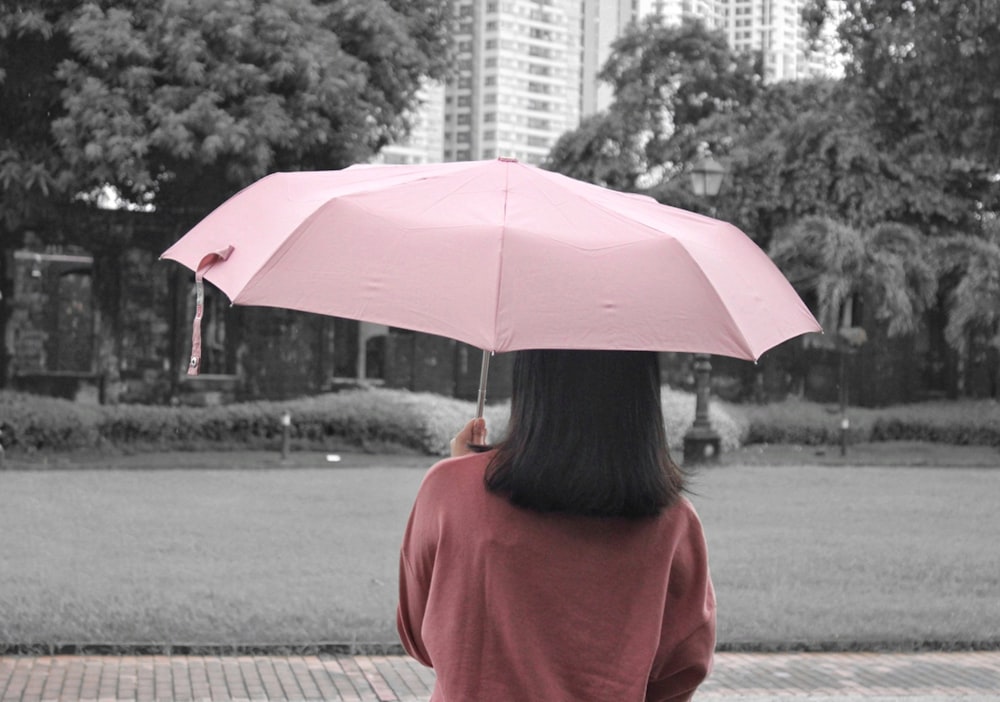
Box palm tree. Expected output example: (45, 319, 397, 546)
(933, 232, 1000, 395)
(769, 216, 937, 337)
(769, 216, 938, 420)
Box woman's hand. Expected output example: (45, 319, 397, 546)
(450, 417, 487, 457)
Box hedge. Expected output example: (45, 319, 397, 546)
(740, 397, 1000, 448)
(3, 389, 997, 458)
(0, 387, 744, 457)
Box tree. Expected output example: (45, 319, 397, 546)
(933, 230, 1000, 395)
(802, 0, 1000, 395)
(805, 0, 1000, 211)
(752, 95, 981, 242)
(545, 16, 760, 192)
(769, 216, 940, 403)
(0, 0, 453, 394)
(816, 0, 1000, 165)
(769, 216, 937, 338)
(34, 0, 452, 217)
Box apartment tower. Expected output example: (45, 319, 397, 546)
(443, 0, 583, 164)
(383, 0, 841, 165)
(580, 0, 838, 117)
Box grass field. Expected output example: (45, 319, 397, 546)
(1, 451, 998, 651)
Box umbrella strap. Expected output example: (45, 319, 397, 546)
(188, 246, 234, 376)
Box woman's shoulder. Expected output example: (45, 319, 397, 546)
(418, 450, 496, 499)
(670, 495, 700, 519)
(655, 495, 706, 537)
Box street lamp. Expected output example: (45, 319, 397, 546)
(683, 156, 726, 465)
(689, 156, 726, 200)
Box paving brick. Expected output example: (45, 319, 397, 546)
(1, 651, 999, 700)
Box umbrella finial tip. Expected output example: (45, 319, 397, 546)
(498, 156, 518, 163)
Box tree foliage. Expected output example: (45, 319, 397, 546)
(1, 0, 453, 236)
(716, 81, 984, 244)
(816, 0, 1000, 167)
(0, 0, 452, 395)
(805, 0, 1000, 212)
(769, 215, 937, 338)
(933, 231, 1000, 354)
(545, 17, 761, 192)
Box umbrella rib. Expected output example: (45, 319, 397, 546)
(525, 168, 762, 357)
(670, 232, 761, 360)
(488, 161, 511, 354)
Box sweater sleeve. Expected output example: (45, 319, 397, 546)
(645, 501, 717, 702)
(396, 500, 434, 668)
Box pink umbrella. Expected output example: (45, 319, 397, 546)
(162, 158, 821, 412)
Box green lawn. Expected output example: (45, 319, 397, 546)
(1, 452, 998, 651)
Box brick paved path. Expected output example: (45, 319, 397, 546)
(2, 651, 998, 701)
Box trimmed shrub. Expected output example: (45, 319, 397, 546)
(0, 392, 103, 452)
(869, 400, 1000, 447)
(0, 388, 511, 456)
(661, 387, 746, 453)
(740, 398, 872, 446)
(740, 398, 1000, 448)
(3, 389, 996, 458)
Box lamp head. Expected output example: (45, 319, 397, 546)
(690, 156, 727, 198)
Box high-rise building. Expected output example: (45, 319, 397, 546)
(377, 82, 446, 165)
(441, 0, 583, 165)
(580, 0, 634, 116)
(580, 0, 840, 116)
(724, 0, 842, 82)
(383, 0, 841, 163)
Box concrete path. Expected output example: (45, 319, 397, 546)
(2, 651, 998, 701)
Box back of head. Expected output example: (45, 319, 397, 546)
(485, 349, 683, 518)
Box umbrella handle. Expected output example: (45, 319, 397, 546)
(475, 350, 491, 419)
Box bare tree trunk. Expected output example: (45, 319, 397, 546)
(91, 248, 124, 404)
(0, 247, 10, 388)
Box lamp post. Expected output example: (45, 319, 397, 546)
(683, 156, 726, 465)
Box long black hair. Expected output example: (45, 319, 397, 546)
(485, 349, 684, 518)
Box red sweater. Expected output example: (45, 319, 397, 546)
(397, 451, 716, 701)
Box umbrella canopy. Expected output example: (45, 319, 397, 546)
(163, 158, 820, 365)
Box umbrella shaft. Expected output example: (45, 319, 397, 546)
(476, 350, 491, 419)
